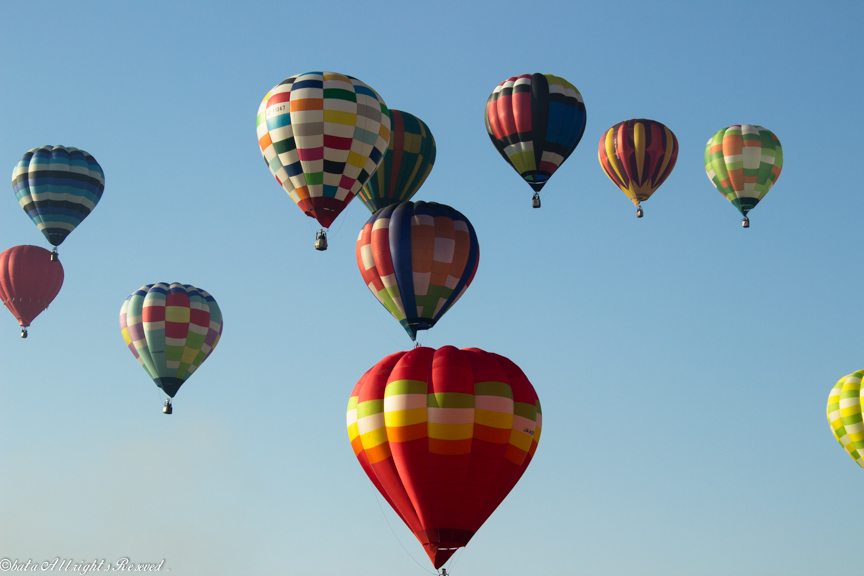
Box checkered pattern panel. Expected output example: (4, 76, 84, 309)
(257, 71, 391, 228)
(704, 124, 783, 217)
(827, 371, 864, 468)
(120, 283, 223, 397)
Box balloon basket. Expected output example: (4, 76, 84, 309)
(163, 399, 173, 415)
(314, 230, 328, 251)
(20, 328, 27, 339)
(742, 216, 750, 228)
(50, 249, 58, 262)
(636, 206, 644, 218)
(532, 193, 541, 209)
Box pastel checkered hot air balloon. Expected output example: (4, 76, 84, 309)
(827, 371, 864, 469)
(484, 73, 587, 207)
(256, 71, 391, 249)
(119, 283, 223, 413)
(598, 119, 678, 218)
(704, 125, 783, 228)
(356, 201, 479, 341)
(356, 109, 436, 213)
(12, 145, 105, 259)
(347, 346, 542, 570)
(0, 245, 64, 338)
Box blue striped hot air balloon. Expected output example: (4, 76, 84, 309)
(12, 145, 105, 256)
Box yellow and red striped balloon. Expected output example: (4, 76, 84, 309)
(598, 119, 678, 215)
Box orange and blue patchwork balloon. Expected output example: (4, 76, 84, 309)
(356, 201, 479, 341)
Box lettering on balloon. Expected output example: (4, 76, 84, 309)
(266, 105, 287, 118)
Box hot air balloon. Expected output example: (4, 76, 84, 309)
(256, 71, 391, 250)
(704, 124, 783, 228)
(356, 109, 436, 213)
(598, 119, 678, 218)
(827, 370, 864, 469)
(347, 346, 542, 570)
(0, 245, 64, 338)
(356, 201, 479, 341)
(12, 146, 105, 260)
(484, 73, 586, 208)
(119, 283, 223, 414)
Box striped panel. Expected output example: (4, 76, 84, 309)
(357, 109, 436, 213)
(119, 283, 224, 398)
(827, 371, 864, 468)
(256, 71, 391, 229)
(346, 346, 541, 570)
(484, 73, 586, 194)
(598, 119, 678, 207)
(355, 201, 479, 341)
(703, 124, 783, 217)
(12, 145, 105, 247)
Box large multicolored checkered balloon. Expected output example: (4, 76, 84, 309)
(120, 283, 223, 398)
(484, 73, 586, 195)
(598, 119, 678, 212)
(704, 125, 783, 220)
(347, 346, 542, 569)
(827, 371, 864, 469)
(357, 109, 436, 213)
(256, 71, 391, 229)
(12, 145, 105, 247)
(356, 201, 479, 341)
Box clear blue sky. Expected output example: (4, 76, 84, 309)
(1, 1, 862, 575)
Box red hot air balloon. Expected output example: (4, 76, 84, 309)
(346, 346, 542, 569)
(0, 245, 64, 337)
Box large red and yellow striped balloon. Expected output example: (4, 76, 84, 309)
(598, 119, 678, 214)
(346, 346, 542, 569)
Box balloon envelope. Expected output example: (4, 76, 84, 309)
(484, 73, 586, 193)
(356, 201, 479, 340)
(827, 371, 864, 469)
(120, 283, 223, 398)
(0, 245, 64, 329)
(598, 118, 678, 207)
(357, 109, 436, 213)
(12, 145, 105, 247)
(347, 346, 542, 569)
(704, 124, 783, 217)
(256, 71, 391, 228)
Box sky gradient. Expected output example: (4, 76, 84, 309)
(1, 2, 862, 575)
